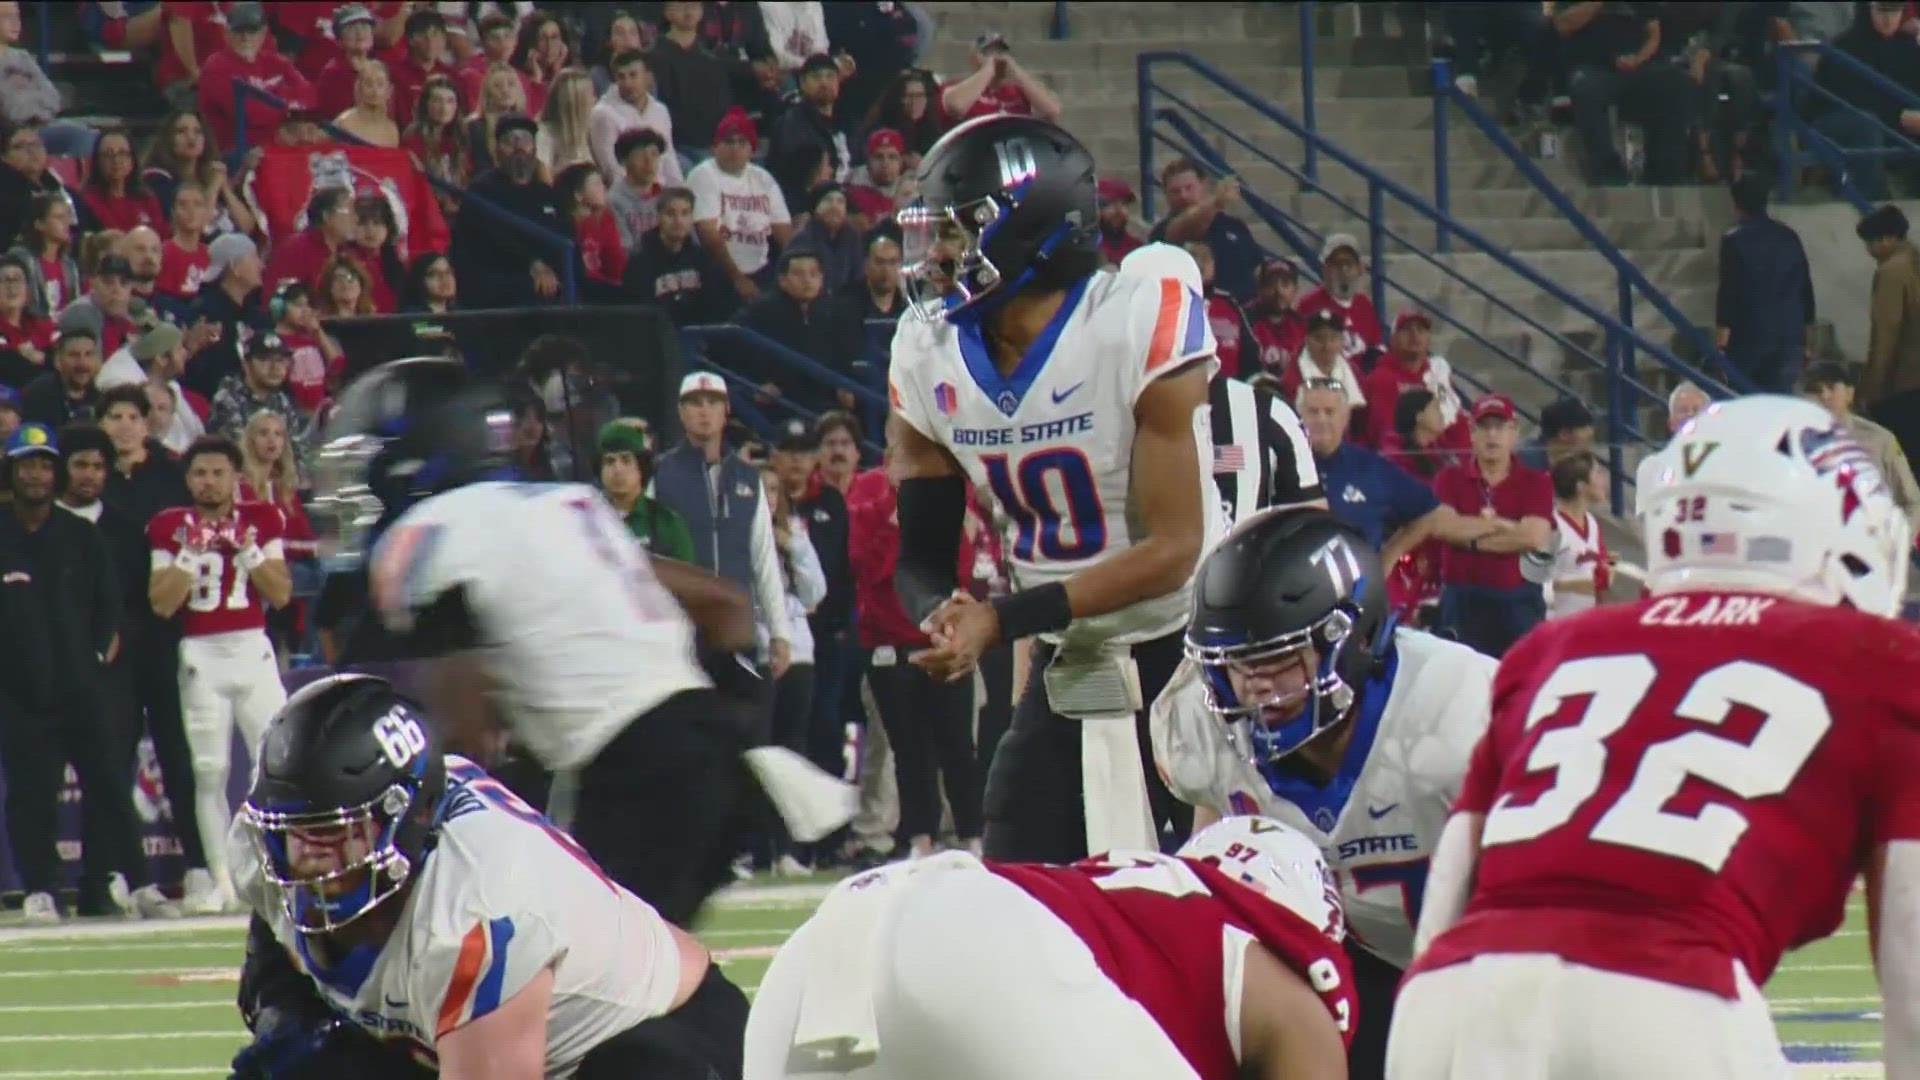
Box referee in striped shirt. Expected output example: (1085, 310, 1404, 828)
(1120, 242, 1325, 523)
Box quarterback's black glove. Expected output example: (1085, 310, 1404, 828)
(227, 1012, 351, 1080)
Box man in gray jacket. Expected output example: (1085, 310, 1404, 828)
(651, 371, 792, 736)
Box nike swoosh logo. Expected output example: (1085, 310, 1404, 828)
(1367, 803, 1398, 820)
(1051, 381, 1085, 405)
(384, 996, 410, 1009)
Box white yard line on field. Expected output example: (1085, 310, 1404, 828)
(0, 966, 236, 980)
(0, 917, 246, 945)
(0, 1031, 240, 1044)
(0, 1070, 227, 1079)
(0, 999, 230, 1015)
(1773, 997, 1882, 1009)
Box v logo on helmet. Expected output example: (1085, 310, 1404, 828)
(995, 137, 1037, 189)
(1681, 442, 1719, 477)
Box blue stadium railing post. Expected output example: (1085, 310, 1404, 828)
(1610, 277, 1632, 516)
(36, 0, 51, 71)
(1050, 2, 1069, 40)
(1431, 59, 1451, 254)
(1774, 51, 1798, 204)
(1299, 1, 1318, 183)
(1367, 181, 1387, 325)
(1137, 55, 1156, 223)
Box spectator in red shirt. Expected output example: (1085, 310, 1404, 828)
(390, 8, 452, 125)
(1096, 177, 1143, 266)
(1381, 387, 1464, 481)
(78, 130, 166, 235)
(195, 1, 312, 152)
(263, 185, 356, 293)
(846, 464, 983, 859)
(456, 12, 520, 113)
(267, 280, 342, 413)
(1363, 309, 1472, 453)
(556, 161, 627, 294)
(274, 0, 403, 82)
(846, 128, 913, 231)
(1246, 257, 1307, 378)
(346, 194, 403, 313)
(316, 255, 375, 318)
(511, 11, 573, 117)
(7, 192, 79, 316)
(939, 31, 1062, 123)
(313, 4, 380, 119)
(155, 180, 213, 310)
(1431, 393, 1555, 658)
(0, 253, 55, 387)
(401, 74, 473, 192)
(1183, 240, 1256, 380)
(156, 1, 245, 100)
(1296, 232, 1384, 356)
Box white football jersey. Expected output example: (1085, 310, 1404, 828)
(369, 482, 709, 770)
(1151, 628, 1495, 968)
(888, 269, 1221, 647)
(1549, 507, 1608, 618)
(233, 756, 683, 1076)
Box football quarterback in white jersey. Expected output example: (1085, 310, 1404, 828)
(228, 674, 747, 1080)
(1151, 507, 1494, 1080)
(885, 114, 1225, 864)
(314, 358, 852, 927)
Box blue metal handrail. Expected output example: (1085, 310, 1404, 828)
(232, 80, 579, 302)
(1771, 41, 1920, 210)
(1140, 51, 1739, 512)
(680, 333, 887, 455)
(1049, 2, 1070, 41)
(1430, 59, 1734, 385)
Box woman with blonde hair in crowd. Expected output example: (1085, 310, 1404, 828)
(139, 109, 256, 235)
(334, 59, 401, 148)
(239, 409, 321, 661)
(537, 68, 596, 178)
(465, 62, 528, 175)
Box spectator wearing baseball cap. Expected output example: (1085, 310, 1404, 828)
(768, 53, 853, 213)
(311, 4, 384, 117)
(182, 232, 271, 401)
(1363, 308, 1471, 454)
(846, 128, 915, 230)
(207, 332, 305, 446)
(1517, 396, 1595, 472)
(0, 418, 153, 924)
(653, 369, 796, 692)
(1097, 177, 1143, 266)
(1297, 232, 1385, 356)
(58, 255, 140, 359)
(598, 418, 694, 562)
(942, 30, 1062, 122)
(688, 108, 794, 297)
(1282, 308, 1369, 436)
(649, 0, 736, 156)
(195, 0, 315, 152)
(1246, 258, 1307, 378)
(1431, 393, 1555, 657)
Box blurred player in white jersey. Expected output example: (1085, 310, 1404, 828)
(228, 674, 747, 1080)
(744, 815, 1352, 1080)
(1392, 396, 1920, 1080)
(1152, 506, 1495, 1080)
(312, 359, 851, 928)
(148, 434, 293, 912)
(886, 116, 1320, 864)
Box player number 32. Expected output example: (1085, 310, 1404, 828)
(1480, 655, 1829, 871)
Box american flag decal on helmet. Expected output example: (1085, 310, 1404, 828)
(1798, 425, 1886, 523)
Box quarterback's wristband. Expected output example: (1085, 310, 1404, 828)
(236, 544, 267, 572)
(991, 582, 1073, 642)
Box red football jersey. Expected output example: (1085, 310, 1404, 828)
(147, 502, 288, 638)
(1415, 591, 1920, 998)
(989, 853, 1355, 1079)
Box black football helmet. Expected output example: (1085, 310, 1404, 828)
(1185, 507, 1395, 778)
(238, 674, 447, 935)
(897, 113, 1099, 321)
(310, 357, 516, 561)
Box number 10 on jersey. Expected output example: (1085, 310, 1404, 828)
(982, 450, 1106, 562)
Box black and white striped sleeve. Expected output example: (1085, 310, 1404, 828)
(1256, 388, 1324, 508)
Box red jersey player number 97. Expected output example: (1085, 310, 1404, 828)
(1480, 654, 1830, 871)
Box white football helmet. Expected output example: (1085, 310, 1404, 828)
(1641, 394, 1910, 616)
(1178, 815, 1344, 942)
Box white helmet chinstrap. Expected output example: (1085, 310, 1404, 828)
(1177, 815, 1345, 942)
(1641, 395, 1910, 616)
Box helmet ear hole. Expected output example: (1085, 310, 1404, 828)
(1841, 553, 1872, 578)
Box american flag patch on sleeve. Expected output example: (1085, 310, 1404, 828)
(1213, 445, 1246, 474)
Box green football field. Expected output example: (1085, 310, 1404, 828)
(0, 881, 1888, 1078)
